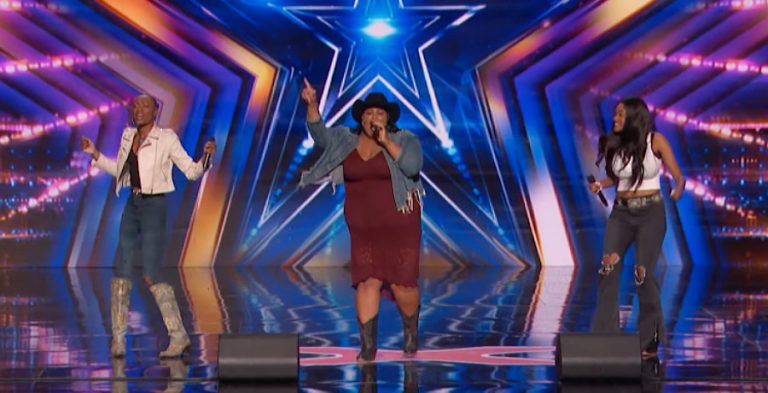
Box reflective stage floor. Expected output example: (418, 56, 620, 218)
(0, 265, 767, 392)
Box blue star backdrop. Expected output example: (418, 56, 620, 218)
(0, 0, 765, 270)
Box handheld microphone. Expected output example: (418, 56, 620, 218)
(371, 124, 381, 140)
(202, 136, 215, 170)
(586, 175, 608, 207)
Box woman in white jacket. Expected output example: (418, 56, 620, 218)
(81, 95, 215, 358)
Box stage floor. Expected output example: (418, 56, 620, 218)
(0, 265, 766, 392)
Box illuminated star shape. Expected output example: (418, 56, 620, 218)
(278, 0, 485, 145)
(252, 0, 533, 269)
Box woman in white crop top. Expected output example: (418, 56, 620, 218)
(589, 97, 685, 359)
(592, 99, 685, 199)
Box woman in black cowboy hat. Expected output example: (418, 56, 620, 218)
(300, 79, 425, 362)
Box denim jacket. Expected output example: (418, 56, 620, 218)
(299, 120, 425, 213)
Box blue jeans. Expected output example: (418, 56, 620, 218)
(116, 193, 167, 282)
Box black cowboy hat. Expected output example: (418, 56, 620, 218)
(351, 92, 400, 123)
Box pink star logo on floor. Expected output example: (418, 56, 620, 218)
(299, 346, 555, 366)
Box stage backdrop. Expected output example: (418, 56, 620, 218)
(0, 0, 763, 269)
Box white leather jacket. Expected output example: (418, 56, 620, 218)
(94, 126, 205, 195)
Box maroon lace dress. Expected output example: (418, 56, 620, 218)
(342, 149, 421, 288)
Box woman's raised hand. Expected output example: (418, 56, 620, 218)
(301, 78, 317, 106)
(301, 78, 321, 122)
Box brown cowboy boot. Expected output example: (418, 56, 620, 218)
(399, 306, 419, 357)
(110, 278, 131, 357)
(357, 315, 378, 362)
(150, 283, 190, 358)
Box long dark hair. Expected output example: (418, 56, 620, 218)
(596, 97, 653, 190)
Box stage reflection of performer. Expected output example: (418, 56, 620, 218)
(589, 97, 685, 358)
(358, 362, 418, 393)
(111, 358, 187, 393)
(81, 95, 215, 358)
(299, 79, 425, 362)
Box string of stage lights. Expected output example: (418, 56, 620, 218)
(0, 174, 40, 185)
(654, 108, 767, 145)
(629, 52, 768, 76)
(0, 1, 63, 11)
(0, 53, 121, 75)
(676, 174, 757, 220)
(0, 168, 98, 222)
(712, 229, 768, 238)
(0, 100, 128, 145)
(701, 0, 768, 10)
(0, 229, 49, 240)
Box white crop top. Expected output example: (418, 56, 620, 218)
(612, 132, 662, 192)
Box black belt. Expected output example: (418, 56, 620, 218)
(132, 189, 166, 199)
